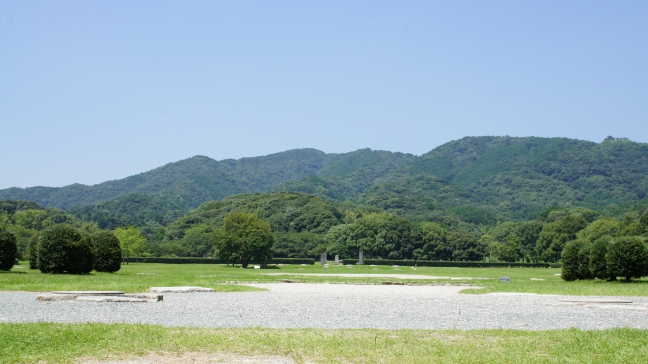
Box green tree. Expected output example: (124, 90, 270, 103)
(0, 228, 18, 271)
(606, 237, 648, 281)
(92, 231, 122, 273)
(179, 224, 214, 257)
(515, 221, 543, 262)
(561, 239, 590, 281)
(499, 234, 521, 262)
(589, 236, 613, 280)
(577, 242, 593, 280)
(447, 230, 485, 261)
(13, 209, 49, 230)
(418, 222, 450, 260)
(577, 218, 621, 242)
(213, 213, 275, 268)
(38, 224, 94, 274)
(536, 214, 588, 262)
(489, 222, 519, 242)
(114, 226, 146, 263)
(77, 234, 95, 273)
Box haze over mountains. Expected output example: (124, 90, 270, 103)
(2, 136, 647, 226)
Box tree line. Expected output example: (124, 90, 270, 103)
(1, 195, 647, 271)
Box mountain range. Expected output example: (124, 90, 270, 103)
(2, 136, 647, 229)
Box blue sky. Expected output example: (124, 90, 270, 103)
(1, 1, 647, 189)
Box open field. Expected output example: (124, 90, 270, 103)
(1, 323, 647, 364)
(2, 262, 648, 296)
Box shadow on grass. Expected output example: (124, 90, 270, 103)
(0, 271, 27, 274)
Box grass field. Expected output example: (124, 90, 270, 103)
(1, 323, 647, 364)
(1, 262, 647, 296)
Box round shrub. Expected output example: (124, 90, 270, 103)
(589, 235, 612, 280)
(38, 225, 94, 274)
(0, 229, 18, 271)
(93, 231, 122, 273)
(561, 239, 590, 281)
(577, 242, 593, 280)
(75, 234, 95, 274)
(607, 236, 648, 281)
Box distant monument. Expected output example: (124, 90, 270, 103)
(320, 253, 328, 265)
(358, 248, 364, 265)
(334, 255, 340, 265)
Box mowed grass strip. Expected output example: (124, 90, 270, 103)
(2, 262, 647, 296)
(0, 323, 647, 364)
(0, 263, 263, 293)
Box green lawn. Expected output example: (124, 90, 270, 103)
(1, 323, 647, 364)
(2, 262, 647, 296)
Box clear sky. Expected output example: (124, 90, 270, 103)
(1, 1, 647, 189)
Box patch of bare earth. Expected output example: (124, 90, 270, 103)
(78, 352, 299, 364)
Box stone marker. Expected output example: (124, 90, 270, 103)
(150, 286, 215, 293)
(123, 293, 164, 301)
(254, 265, 261, 269)
(560, 299, 632, 304)
(37, 294, 78, 301)
(320, 253, 328, 265)
(530, 278, 545, 281)
(499, 277, 511, 283)
(334, 255, 340, 265)
(76, 296, 151, 303)
(37, 292, 163, 302)
(358, 248, 364, 265)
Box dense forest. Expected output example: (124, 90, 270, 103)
(1, 136, 647, 263)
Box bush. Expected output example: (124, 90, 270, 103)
(28, 235, 39, 270)
(0, 229, 18, 271)
(76, 234, 95, 274)
(577, 242, 593, 280)
(92, 231, 122, 272)
(589, 235, 612, 280)
(38, 225, 94, 274)
(607, 237, 648, 281)
(561, 239, 591, 281)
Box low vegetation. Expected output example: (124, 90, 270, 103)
(3, 262, 648, 297)
(1, 323, 647, 364)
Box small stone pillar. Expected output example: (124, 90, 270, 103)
(358, 248, 364, 265)
(334, 255, 340, 265)
(320, 253, 328, 265)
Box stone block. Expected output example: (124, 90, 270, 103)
(150, 286, 215, 293)
(52, 291, 125, 295)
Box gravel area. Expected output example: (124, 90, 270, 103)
(264, 273, 491, 280)
(2, 283, 648, 330)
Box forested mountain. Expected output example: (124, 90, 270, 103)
(0, 148, 413, 210)
(401, 136, 648, 219)
(2, 136, 647, 232)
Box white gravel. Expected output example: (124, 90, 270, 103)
(2, 283, 648, 330)
(263, 273, 491, 280)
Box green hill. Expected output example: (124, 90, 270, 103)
(0, 148, 414, 210)
(2, 136, 647, 231)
